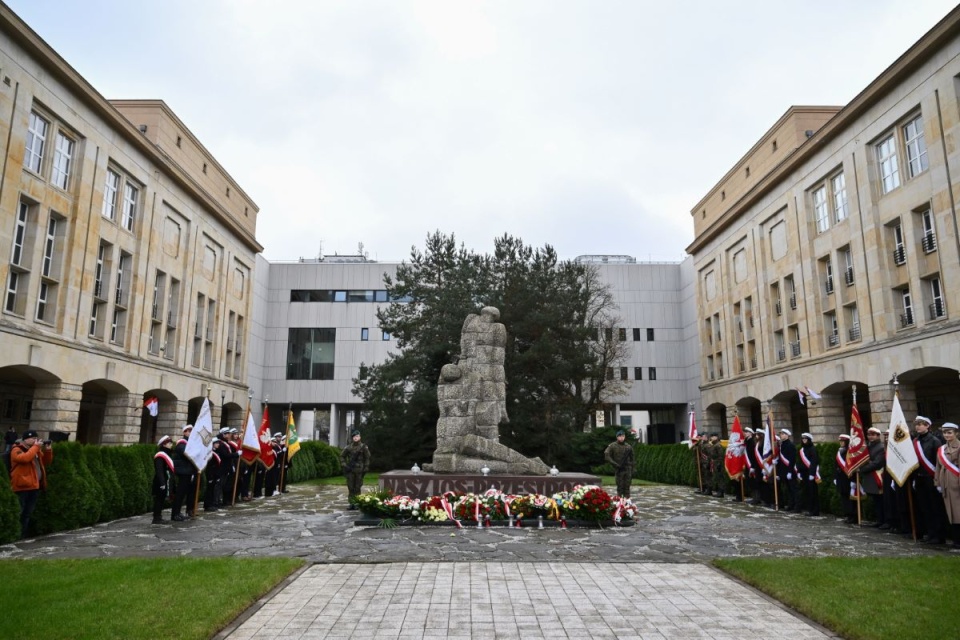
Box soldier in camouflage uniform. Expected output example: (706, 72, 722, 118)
(340, 429, 370, 509)
(604, 430, 635, 497)
(695, 435, 712, 495)
(708, 433, 726, 497)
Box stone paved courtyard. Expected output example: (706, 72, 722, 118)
(2, 483, 952, 638)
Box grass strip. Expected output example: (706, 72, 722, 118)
(0, 557, 304, 640)
(714, 556, 960, 640)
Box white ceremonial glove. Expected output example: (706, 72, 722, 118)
(937, 486, 943, 494)
(808, 476, 814, 481)
(833, 479, 837, 486)
(787, 473, 792, 480)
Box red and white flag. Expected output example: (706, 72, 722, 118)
(724, 415, 748, 479)
(257, 408, 276, 469)
(687, 410, 698, 449)
(144, 396, 159, 417)
(846, 404, 870, 474)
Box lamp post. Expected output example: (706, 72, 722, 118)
(220, 389, 226, 428)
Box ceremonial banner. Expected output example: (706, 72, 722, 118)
(286, 410, 301, 459)
(762, 410, 778, 463)
(687, 410, 698, 449)
(241, 408, 261, 464)
(257, 408, 276, 469)
(185, 398, 215, 471)
(845, 404, 870, 473)
(885, 393, 918, 486)
(724, 415, 748, 479)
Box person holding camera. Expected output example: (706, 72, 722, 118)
(10, 430, 53, 538)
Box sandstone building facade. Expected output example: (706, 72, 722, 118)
(688, 7, 960, 438)
(0, 6, 261, 443)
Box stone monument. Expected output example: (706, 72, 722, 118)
(425, 306, 550, 475)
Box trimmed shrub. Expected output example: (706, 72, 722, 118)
(31, 442, 101, 535)
(105, 446, 151, 517)
(82, 445, 121, 523)
(287, 447, 316, 483)
(0, 465, 21, 543)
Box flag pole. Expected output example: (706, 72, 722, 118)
(891, 374, 919, 541)
(191, 386, 210, 515)
(851, 384, 863, 527)
(768, 404, 779, 511)
(278, 403, 291, 497)
(232, 389, 253, 505)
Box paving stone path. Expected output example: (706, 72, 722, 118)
(3, 483, 951, 638)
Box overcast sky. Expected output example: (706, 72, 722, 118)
(7, 1, 959, 262)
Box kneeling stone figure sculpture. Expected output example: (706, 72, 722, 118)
(426, 306, 550, 475)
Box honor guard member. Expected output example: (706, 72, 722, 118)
(707, 433, 725, 497)
(264, 433, 283, 497)
(203, 434, 223, 513)
(797, 433, 820, 516)
(341, 430, 370, 509)
(152, 436, 175, 524)
(835, 434, 855, 523)
(171, 424, 196, 521)
(913, 416, 945, 544)
(604, 430, 635, 498)
(217, 428, 239, 506)
(859, 427, 887, 527)
(777, 429, 800, 511)
(694, 435, 711, 494)
(934, 422, 960, 548)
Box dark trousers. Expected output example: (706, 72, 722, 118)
(204, 476, 219, 509)
(870, 493, 885, 525)
(152, 491, 166, 522)
(779, 476, 799, 509)
(802, 478, 820, 515)
(172, 474, 196, 517)
(239, 465, 251, 498)
(836, 479, 854, 520)
(915, 475, 945, 540)
(221, 471, 236, 505)
(253, 465, 265, 497)
(16, 489, 39, 538)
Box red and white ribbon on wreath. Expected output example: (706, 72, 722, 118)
(938, 445, 960, 478)
(440, 493, 462, 529)
(474, 497, 481, 522)
(613, 502, 623, 524)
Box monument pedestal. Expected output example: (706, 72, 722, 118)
(379, 471, 601, 500)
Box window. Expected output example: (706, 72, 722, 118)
(846, 305, 861, 342)
(41, 216, 60, 278)
(903, 115, 928, 178)
(361, 328, 369, 341)
(876, 134, 900, 194)
(920, 208, 937, 253)
(831, 173, 848, 223)
(286, 329, 337, 380)
(825, 312, 839, 348)
(604, 328, 613, 341)
(51, 132, 74, 189)
(5, 271, 20, 314)
(813, 185, 829, 233)
(900, 289, 914, 328)
(786, 276, 797, 310)
(632, 328, 641, 341)
(648, 367, 657, 381)
(121, 182, 138, 231)
(114, 252, 130, 309)
(36, 215, 63, 323)
(620, 367, 628, 380)
(618, 328, 626, 341)
(382, 330, 391, 341)
(35, 282, 50, 324)
(842, 248, 855, 285)
(102, 169, 120, 220)
(892, 222, 906, 265)
(24, 111, 48, 173)
(634, 367, 642, 380)
(928, 277, 945, 319)
(775, 331, 785, 362)
(110, 307, 125, 345)
(789, 325, 801, 358)
(646, 328, 655, 341)
(10, 200, 29, 267)
(823, 258, 834, 294)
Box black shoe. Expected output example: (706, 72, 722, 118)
(923, 537, 946, 545)
(171, 514, 186, 522)
(730, 496, 742, 502)
(878, 523, 891, 530)
(205, 507, 218, 512)
(748, 499, 761, 505)
(151, 519, 165, 524)
(716, 493, 725, 498)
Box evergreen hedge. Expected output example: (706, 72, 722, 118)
(0, 439, 343, 544)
